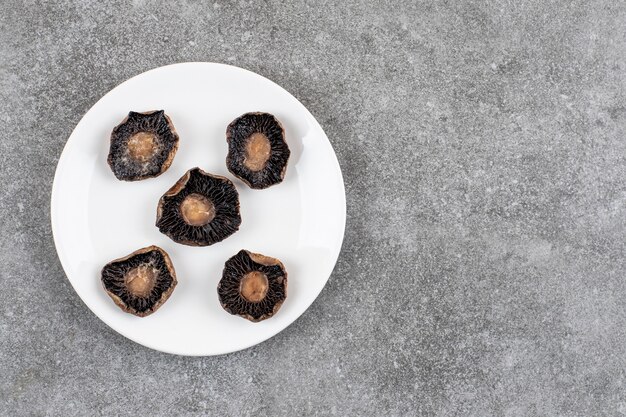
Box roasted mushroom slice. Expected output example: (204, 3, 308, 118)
(108, 110, 179, 181)
(101, 245, 177, 317)
(226, 112, 290, 189)
(156, 167, 241, 246)
(217, 250, 287, 322)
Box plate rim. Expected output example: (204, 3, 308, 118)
(50, 62, 346, 356)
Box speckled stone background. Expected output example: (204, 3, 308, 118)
(1, 0, 625, 415)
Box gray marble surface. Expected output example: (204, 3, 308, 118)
(1, 1, 625, 415)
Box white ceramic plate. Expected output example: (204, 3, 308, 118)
(51, 63, 345, 356)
